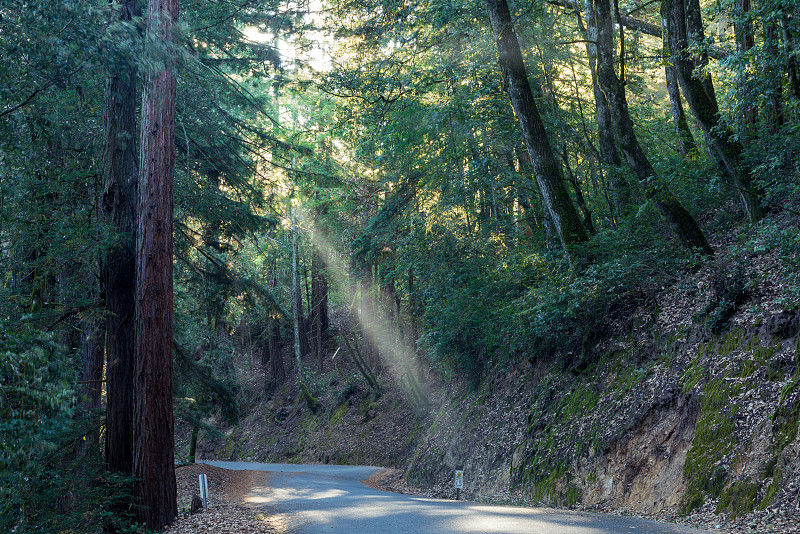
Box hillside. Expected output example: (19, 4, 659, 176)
(184, 210, 800, 534)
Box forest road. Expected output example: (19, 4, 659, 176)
(201, 461, 709, 534)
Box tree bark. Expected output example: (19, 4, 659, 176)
(311, 249, 327, 372)
(292, 205, 302, 375)
(578, 9, 628, 217)
(663, 0, 764, 222)
(134, 0, 178, 527)
(665, 61, 698, 157)
(734, 0, 757, 131)
(660, 8, 698, 157)
(102, 0, 140, 483)
(486, 0, 589, 258)
(783, 12, 800, 100)
(765, 21, 784, 132)
(591, 0, 713, 255)
(266, 321, 284, 395)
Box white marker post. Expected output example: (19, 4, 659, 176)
(199, 474, 209, 509)
(454, 469, 464, 500)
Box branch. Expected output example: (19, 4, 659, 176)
(0, 65, 86, 118)
(46, 301, 104, 331)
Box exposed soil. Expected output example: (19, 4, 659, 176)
(176, 212, 800, 534)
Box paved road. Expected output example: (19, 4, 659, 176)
(202, 461, 708, 534)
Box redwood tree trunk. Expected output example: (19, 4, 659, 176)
(266, 321, 284, 395)
(134, 0, 178, 528)
(486, 0, 589, 257)
(102, 0, 140, 482)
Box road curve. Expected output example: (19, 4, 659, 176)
(201, 461, 709, 534)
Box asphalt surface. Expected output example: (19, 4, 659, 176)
(202, 461, 709, 534)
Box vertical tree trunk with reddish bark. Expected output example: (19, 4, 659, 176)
(134, 0, 178, 528)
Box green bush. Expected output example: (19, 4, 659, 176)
(0, 324, 140, 533)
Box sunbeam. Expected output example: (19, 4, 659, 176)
(297, 208, 431, 410)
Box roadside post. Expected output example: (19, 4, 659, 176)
(199, 474, 209, 509)
(454, 467, 464, 500)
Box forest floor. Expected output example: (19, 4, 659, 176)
(164, 463, 288, 534)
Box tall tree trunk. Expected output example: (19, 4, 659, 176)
(292, 205, 319, 412)
(360, 273, 378, 371)
(734, 0, 757, 131)
(264, 230, 285, 396)
(578, 11, 629, 217)
(267, 321, 284, 394)
(291, 205, 303, 375)
(311, 249, 327, 372)
(783, 12, 800, 100)
(79, 324, 105, 413)
(102, 0, 140, 484)
(486, 0, 589, 258)
(663, 0, 764, 221)
(78, 321, 105, 459)
(591, 0, 713, 255)
(665, 62, 699, 157)
(134, 0, 178, 527)
(660, 8, 698, 157)
(765, 21, 784, 133)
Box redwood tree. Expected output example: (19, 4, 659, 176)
(134, 0, 178, 527)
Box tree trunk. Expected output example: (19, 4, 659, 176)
(267, 322, 284, 394)
(663, 0, 764, 222)
(578, 10, 629, 216)
(79, 324, 105, 412)
(665, 62, 699, 157)
(734, 0, 757, 131)
(134, 0, 178, 528)
(188, 421, 199, 463)
(660, 8, 698, 157)
(360, 276, 377, 371)
(78, 321, 105, 459)
(102, 0, 140, 485)
(783, 12, 800, 100)
(292, 205, 303, 375)
(561, 148, 596, 234)
(311, 249, 327, 371)
(591, 0, 713, 255)
(765, 21, 784, 133)
(486, 0, 589, 258)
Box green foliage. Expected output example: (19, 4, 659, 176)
(0, 327, 75, 505)
(0, 326, 140, 532)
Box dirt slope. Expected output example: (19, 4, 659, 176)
(182, 215, 800, 534)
